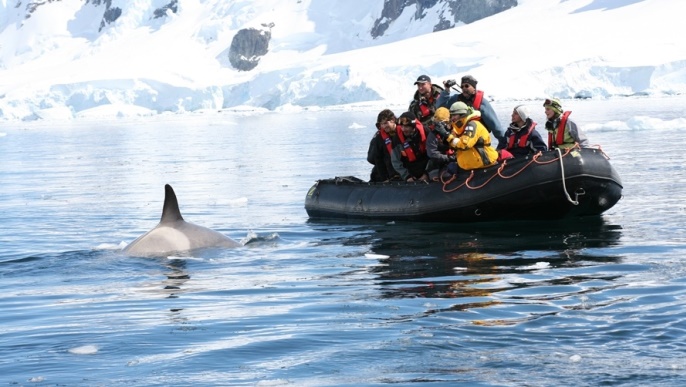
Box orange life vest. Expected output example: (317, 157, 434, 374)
(473, 90, 484, 110)
(396, 122, 426, 162)
(507, 122, 537, 150)
(380, 129, 394, 155)
(548, 111, 571, 148)
(416, 92, 437, 120)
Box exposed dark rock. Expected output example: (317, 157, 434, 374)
(372, 0, 517, 38)
(371, 0, 408, 38)
(101, 6, 121, 31)
(80, 0, 120, 32)
(153, 0, 178, 19)
(228, 28, 272, 72)
(24, 0, 63, 19)
(446, 0, 517, 24)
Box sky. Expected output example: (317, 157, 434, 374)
(0, 0, 684, 121)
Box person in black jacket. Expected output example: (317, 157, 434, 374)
(409, 74, 444, 127)
(367, 109, 400, 182)
(425, 107, 454, 180)
(391, 111, 430, 182)
(497, 105, 547, 158)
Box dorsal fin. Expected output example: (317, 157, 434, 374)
(160, 184, 184, 223)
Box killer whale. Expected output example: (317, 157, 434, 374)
(123, 184, 241, 257)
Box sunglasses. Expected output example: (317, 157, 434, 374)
(543, 98, 562, 109)
(461, 84, 472, 89)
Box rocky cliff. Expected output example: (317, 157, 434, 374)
(7, 0, 516, 72)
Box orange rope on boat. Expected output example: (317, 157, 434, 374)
(497, 154, 538, 179)
(591, 144, 611, 160)
(465, 169, 499, 189)
(441, 172, 467, 192)
(438, 144, 588, 193)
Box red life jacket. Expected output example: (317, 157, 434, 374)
(473, 90, 484, 110)
(507, 122, 537, 150)
(380, 129, 394, 155)
(396, 122, 426, 162)
(547, 111, 571, 148)
(418, 103, 431, 119)
(417, 92, 438, 120)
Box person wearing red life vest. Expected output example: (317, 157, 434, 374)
(436, 74, 506, 146)
(497, 104, 547, 158)
(543, 98, 589, 150)
(367, 109, 400, 182)
(409, 74, 444, 127)
(445, 102, 499, 172)
(391, 111, 430, 182)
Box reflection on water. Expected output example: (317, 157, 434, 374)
(4, 102, 686, 386)
(309, 217, 623, 308)
(160, 259, 191, 299)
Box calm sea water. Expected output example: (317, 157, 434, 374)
(1, 96, 686, 386)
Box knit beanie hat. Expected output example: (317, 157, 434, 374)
(433, 107, 450, 122)
(514, 105, 529, 121)
(398, 111, 417, 126)
(543, 98, 563, 115)
(461, 75, 478, 88)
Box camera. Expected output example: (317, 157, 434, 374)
(444, 79, 457, 88)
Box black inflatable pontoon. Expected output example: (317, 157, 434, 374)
(305, 148, 622, 223)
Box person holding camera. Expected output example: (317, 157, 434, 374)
(425, 107, 455, 181)
(436, 75, 506, 147)
(445, 102, 499, 172)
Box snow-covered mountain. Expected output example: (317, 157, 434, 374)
(0, 0, 683, 121)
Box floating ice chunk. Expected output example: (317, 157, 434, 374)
(227, 197, 248, 207)
(68, 345, 98, 355)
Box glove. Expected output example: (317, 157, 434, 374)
(447, 155, 456, 162)
(450, 138, 460, 148)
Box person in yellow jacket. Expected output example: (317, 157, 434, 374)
(445, 101, 499, 171)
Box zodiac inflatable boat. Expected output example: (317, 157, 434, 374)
(305, 147, 622, 223)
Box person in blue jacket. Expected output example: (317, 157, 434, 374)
(436, 74, 506, 147)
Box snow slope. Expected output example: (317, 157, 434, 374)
(0, 0, 683, 121)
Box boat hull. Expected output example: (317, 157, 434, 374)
(305, 148, 622, 223)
